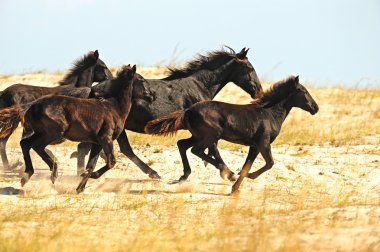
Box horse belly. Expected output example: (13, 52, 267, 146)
(221, 121, 262, 146)
(63, 114, 101, 143)
(64, 123, 98, 143)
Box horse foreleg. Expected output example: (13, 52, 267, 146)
(76, 144, 102, 193)
(117, 130, 160, 179)
(247, 144, 274, 180)
(74, 142, 92, 176)
(89, 138, 116, 180)
(231, 146, 260, 194)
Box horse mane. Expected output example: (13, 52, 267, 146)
(58, 51, 98, 86)
(162, 46, 237, 80)
(251, 76, 297, 108)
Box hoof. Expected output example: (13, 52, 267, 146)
(76, 185, 85, 194)
(70, 151, 78, 159)
(247, 172, 258, 180)
(50, 168, 58, 184)
(76, 180, 87, 194)
(203, 160, 208, 167)
(77, 169, 85, 177)
(220, 167, 237, 182)
(20, 175, 30, 187)
(178, 175, 188, 182)
(231, 183, 240, 195)
(149, 172, 161, 180)
(50, 174, 57, 184)
(80, 171, 90, 178)
(228, 173, 238, 182)
(230, 187, 240, 196)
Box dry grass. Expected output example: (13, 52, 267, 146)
(0, 70, 379, 251)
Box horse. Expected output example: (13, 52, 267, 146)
(0, 50, 112, 170)
(75, 47, 263, 181)
(144, 75, 319, 193)
(0, 69, 155, 175)
(1, 65, 137, 193)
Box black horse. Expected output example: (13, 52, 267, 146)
(0, 50, 112, 169)
(145, 76, 319, 192)
(75, 47, 263, 179)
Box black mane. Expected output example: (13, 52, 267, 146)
(251, 76, 297, 108)
(59, 51, 98, 86)
(163, 47, 237, 80)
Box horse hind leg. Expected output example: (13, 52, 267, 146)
(177, 137, 196, 181)
(20, 133, 53, 186)
(0, 137, 10, 170)
(117, 130, 160, 179)
(31, 133, 63, 184)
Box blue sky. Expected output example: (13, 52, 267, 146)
(0, 0, 379, 87)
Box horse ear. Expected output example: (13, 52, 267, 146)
(132, 65, 137, 74)
(237, 47, 248, 59)
(93, 50, 99, 59)
(295, 75, 299, 84)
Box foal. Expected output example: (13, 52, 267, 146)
(12, 65, 137, 193)
(145, 76, 319, 193)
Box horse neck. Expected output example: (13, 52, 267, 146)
(74, 67, 94, 87)
(268, 97, 294, 125)
(192, 59, 235, 99)
(114, 78, 135, 121)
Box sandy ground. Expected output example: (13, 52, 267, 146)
(0, 71, 379, 251)
(0, 140, 379, 251)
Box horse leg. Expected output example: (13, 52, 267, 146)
(20, 135, 39, 186)
(88, 139, 115, 180)
(76, 144, 102, 193)
(20, 133, 56, 186)
(231, 146, 260, 194)
(77, 136, 115, 193)
(0, 136, 10, 170)
(247, 143, 274, 180)
(33, 146, 58, 184)
(28, 132, 62, 184)
(207, 144, 237, 181)
(74, 142, 92, 176)
(177, 137, 197, 181)
(203, 142, 218, 167)
(117, 130, 160, 179)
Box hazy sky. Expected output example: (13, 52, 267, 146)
(0, 0, 379, 87)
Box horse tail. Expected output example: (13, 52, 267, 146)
(144, 110, 185, 136)
(0, 105, 25, 139)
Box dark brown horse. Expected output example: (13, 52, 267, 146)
(75, 47, 263, 180)
(0, 50, 112, 169)
(145, 76, 319, 193)
(0, 65, 138, 193)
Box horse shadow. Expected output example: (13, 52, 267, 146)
(0, 186, 20, 195)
